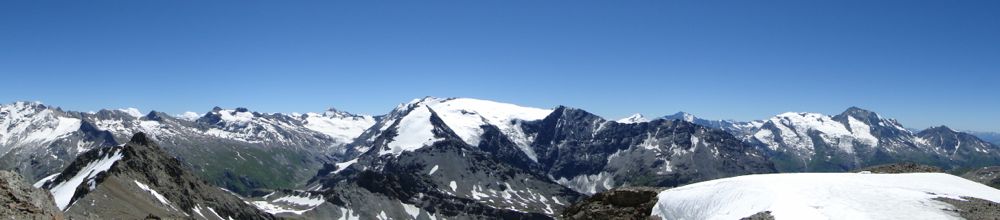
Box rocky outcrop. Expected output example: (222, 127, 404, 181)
(0, 170, 63, 220)
(561, 187, 663, 220)
(854, 162, 944, 173)
(35, 133, 274, 220)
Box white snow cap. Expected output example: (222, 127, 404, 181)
(380, 97, 552, 159)
(616, 113, 649, 124)
(651, 173, 1000, 220)
(177, 111, 201, 121)
(118, 108, 143, 118)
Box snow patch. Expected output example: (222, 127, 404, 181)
(381, 106, 442, 156)
(652, 173, 1000, 220)
(333, 159, 358, 174)
(45, 148, 125, 210)
(134, 180, 174, 208)
(428, 165, 439, 175)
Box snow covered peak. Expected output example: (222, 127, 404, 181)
(616, 113, 649, 124)
(117, 108, 143, 118)
(652, 173, 1000, 220)
(376, 97, 552, 159)
(0, 102, 81, 147)
(177, 111, 201, 121)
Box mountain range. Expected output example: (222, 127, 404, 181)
(1, 97, 998, 219)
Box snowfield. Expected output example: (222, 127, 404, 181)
(651, 173, 1000, 220)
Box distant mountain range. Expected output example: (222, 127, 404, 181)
(2, 98, 998, 219)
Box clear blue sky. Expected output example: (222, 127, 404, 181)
(1, 0, 998, 132)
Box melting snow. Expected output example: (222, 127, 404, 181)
(652, 173, 1000, 220)
(428, 165, 439, 175)
(333, 159, 358, 174)
(381, 106, 442, 156)
(133, 180, 174, 208)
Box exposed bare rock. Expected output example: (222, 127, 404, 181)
(561, 187, 663, 220)
(934, 196, 1000, 220)
(855, 162, 944, 174)
(0, 170, 63, 220)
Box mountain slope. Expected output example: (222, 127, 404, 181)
(1, 101, 377, 195)
(34, 132, 274, 219)
(0, 102, 118, 182)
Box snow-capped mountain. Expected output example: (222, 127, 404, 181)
(34, 133, 273, 219)
(303, 97, 577, 219)
(651, 172, 1000, 219)
(670, 107, 1000, 172)
(0, 101, 378, 196)
(529, 107, 775, 194)
(0, 102, 118, 182)
(300, 97, 774, 219)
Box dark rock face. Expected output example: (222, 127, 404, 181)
(963, 166, 1000, 189)
(529, 107, 776, 193)
(36, 133, 274, 220)
(855, 162, 944, 174)
(561, 187, 663, 220)
(0, 170, 63, 220)
(740, 211, 775, 220)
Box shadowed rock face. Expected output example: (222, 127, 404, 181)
(0, 170, 63, 220)
(854, 162, 944, 174)
(561, 187, 663, 220)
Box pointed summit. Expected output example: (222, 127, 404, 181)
(837, 106, 881, 122)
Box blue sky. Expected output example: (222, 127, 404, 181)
(1, 0, 998, 132)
